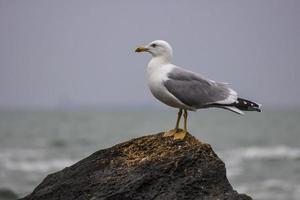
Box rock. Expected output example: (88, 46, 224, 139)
(21, 132, 252, 200)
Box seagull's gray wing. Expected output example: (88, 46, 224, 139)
(164, 67, 236, 108)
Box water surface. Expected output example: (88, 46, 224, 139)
(0, 109, 299, 200)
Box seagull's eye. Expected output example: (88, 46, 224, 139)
(151, 43, 157, 48)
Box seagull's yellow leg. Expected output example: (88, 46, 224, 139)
(163, 109, 182, 137)
(173, 109, 188, 140)
(184, 109, 188, 132)
(175, 109, 182, 130)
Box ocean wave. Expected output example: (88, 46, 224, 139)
(0, 149, 44, 159)
(0, 149, 75, 172)
(3, 159, 74, 172)
(0, 188, 18, 200)
(219, 145, 300, 177)
(236, 179, 300, 200)
(239, 146, 300, 160)
(222, 145, 300, 161)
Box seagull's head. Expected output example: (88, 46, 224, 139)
(135, 40, 173, 61)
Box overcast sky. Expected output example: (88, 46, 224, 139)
(0, 0, 299, 110)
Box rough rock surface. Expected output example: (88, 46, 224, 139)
(21, 132, 252, 200)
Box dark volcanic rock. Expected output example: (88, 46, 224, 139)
(21, 133, 252, 200)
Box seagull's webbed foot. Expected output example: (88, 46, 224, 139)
(163, 129, 178, 137)
(163, 128, 187, 140)
(173, 129, 187, 140)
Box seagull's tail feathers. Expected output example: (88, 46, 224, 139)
(213, 98, 261, 115)
(221, 106, 245, 115)
(232, 98, 262, 112)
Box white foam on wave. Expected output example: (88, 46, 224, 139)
(222, 145, 300, 162)
(239, 146, 300, 160)
(0, 148, 75, 172)
(218, 145, 300, 177)
(3, 159, 74, 172)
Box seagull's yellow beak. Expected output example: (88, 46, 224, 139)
(135, 47, 149, 52)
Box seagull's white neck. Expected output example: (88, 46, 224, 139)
(147, 56, 172, 76)
(149, 55, 172, 67)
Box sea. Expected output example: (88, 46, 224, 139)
(0, 109, 299, 200)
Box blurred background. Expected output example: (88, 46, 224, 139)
(0, 1, 299, 200)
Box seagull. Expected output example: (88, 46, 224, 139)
(135, 40, 261, 140)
